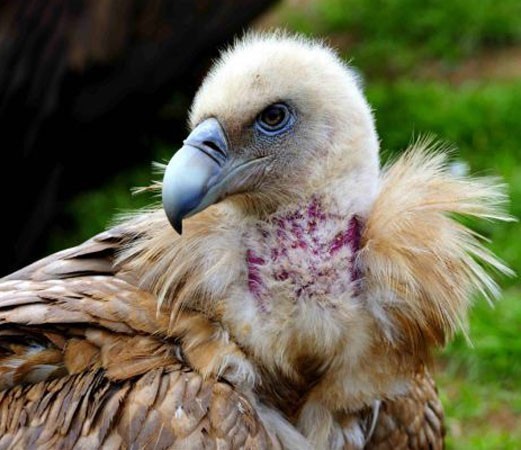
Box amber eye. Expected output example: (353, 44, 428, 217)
(256, 103, 292, 134)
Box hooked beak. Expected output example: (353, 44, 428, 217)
(162, 118, 229, 234)
(163, 117, 271, 234)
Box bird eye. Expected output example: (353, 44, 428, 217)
(256, 103, 292, 134)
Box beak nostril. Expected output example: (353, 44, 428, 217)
(163, 117, 231, 233)
(203, 140, 226, 158)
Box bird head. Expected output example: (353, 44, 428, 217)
(162, 32, 380, 233)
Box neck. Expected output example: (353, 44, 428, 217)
(234, 194, 372, 419)
(246, 196, 362, 311)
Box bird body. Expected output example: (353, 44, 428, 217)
(0, 32, 511, 449)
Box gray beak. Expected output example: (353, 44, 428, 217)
(162, 118, 229, 234)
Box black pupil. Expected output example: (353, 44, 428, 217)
(263, 106, 284, 126)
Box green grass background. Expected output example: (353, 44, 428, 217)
(48, 1, 521, 448)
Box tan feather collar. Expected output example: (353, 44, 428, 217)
(120, 142, 512, 359)
(360, 143, 512, 359)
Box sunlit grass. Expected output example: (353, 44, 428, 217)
(436, 288, 521, 449)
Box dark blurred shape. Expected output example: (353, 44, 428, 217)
(0, 0, 276, 276)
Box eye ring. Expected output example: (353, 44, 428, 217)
(256, 103, 293, 134)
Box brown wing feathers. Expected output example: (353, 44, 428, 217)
(0, 367, 277, 450)
(0, 222, 278, 449)
(366, 369, 445, 450)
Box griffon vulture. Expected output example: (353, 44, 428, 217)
(0, 32, 511, 450)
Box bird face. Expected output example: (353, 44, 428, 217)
(162, 33, 380, 233)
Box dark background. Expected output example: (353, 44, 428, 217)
(0, 0, 275, 275)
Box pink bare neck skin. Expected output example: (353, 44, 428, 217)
(246, 197, 361, 312)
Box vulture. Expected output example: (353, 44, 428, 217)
(0, 32, 511, 450)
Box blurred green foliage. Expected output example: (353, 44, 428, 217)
(285, 0, 521, 75)
(47, 145, 173, 251)
(440, 291, 521, 448)
(48, 0, 521, 448)
(48, 167, 153, 252)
